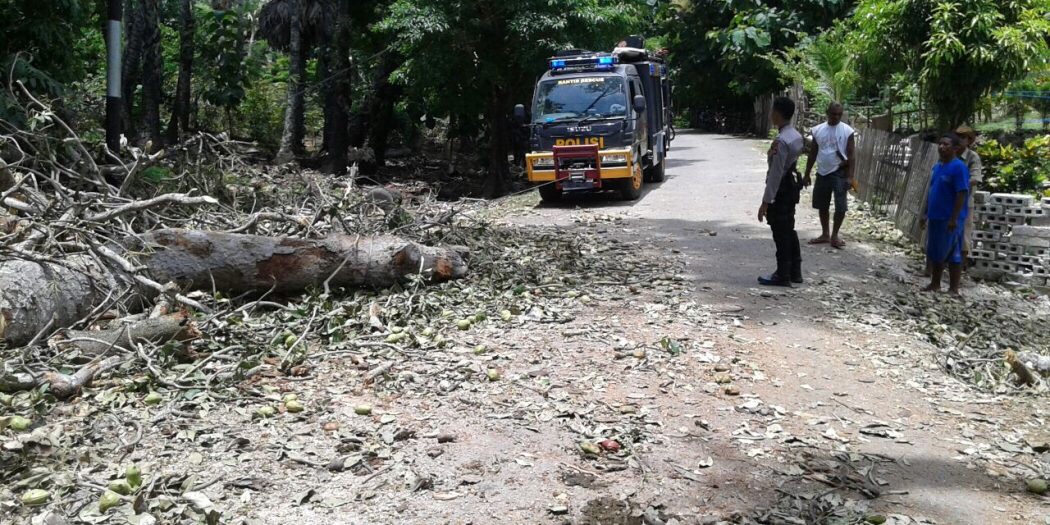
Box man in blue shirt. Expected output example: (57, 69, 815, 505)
(922, 133, 970, 295)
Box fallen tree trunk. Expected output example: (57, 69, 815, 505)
(0, 257, 115, 348)
(1, 230, 467, 347)
(131, 229, 469, 295)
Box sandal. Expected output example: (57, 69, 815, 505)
(831, 238, 847, 249)
(808, 237, 830, 245)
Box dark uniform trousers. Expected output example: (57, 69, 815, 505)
(768, 171, 801, 279)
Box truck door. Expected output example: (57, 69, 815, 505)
(630, 78, 648, 156)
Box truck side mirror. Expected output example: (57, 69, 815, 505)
(513, 104, 527, 124)
(632, 95, 646, 113)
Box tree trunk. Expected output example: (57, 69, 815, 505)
(140, 0, 163, 146)
(121, 0, 144, 139)
(0, 230, 468, 348)
(482, 90, 511, 197)
(275, 0, 303, 164)
(132, 229, 468, 295)
(364, 52, 402, 175)
(166, 0, 195, 143)
(321, 3, 352, 175)
(0, 257, 115, 348)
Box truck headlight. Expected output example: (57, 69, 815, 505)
(532, 157, 554, 168)
(600, 154, 627, 165)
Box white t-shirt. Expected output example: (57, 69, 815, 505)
(811, 122, 855, 176)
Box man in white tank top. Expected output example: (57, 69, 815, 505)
(803, 102, 855, 249)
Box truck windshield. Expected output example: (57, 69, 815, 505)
(533, 76, 627, 123)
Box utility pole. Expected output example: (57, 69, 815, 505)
(105, 0, 123, 153)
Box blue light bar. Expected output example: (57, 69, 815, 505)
(598, 56, 616, 65)
(551, 59, 567, 69)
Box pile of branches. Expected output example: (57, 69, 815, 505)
(0, 82, 468, 399)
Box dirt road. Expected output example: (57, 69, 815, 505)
(42, 132, 1044, 525)
(500, 131, 1048, 524)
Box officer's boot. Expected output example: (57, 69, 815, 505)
(791, 260, 803, 284)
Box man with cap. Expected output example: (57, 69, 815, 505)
(955, 126, 983, 265)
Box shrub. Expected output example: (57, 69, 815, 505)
(977, 135, 1050, 196)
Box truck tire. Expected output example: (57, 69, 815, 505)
(538, 182, 562, 203)
(644, 160, 665, 183)
(620, 170, 643, 201)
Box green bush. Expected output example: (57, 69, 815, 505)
(239, 82, 284, 150)
(977, 135, 1050, 196)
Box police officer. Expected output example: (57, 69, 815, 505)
(757, 97, 805, 286)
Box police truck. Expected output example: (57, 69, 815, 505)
(515, 37, 673, 202)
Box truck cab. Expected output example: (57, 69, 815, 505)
(516, 43, 673, 202)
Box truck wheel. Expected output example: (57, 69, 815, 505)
(620, 169, 643, 201)
(644, 160, 665, 183)
(538, 183, 562, 203)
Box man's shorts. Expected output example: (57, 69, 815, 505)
(927, 219, 964, 265)
(812, 169, 849, 214)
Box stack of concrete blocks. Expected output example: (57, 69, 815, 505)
(970, 192, 1050, 285)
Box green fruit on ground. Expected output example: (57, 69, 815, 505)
(98, 490, 121, 512)
(354, 404, 373, 416)
(284, 334, 298, 348)
(486, 369, 501, 381)
(10, 415, 31, 431)
(422, 327, 435, 337)
(578, 441, 601, 455)
(21, 489, 49, 506)
(385, 332, 407, 343)
(143, 391, 163, 405)
(107, 480, 132, 495)
(500, 310, 512, 321)
(255, 406, 276, 418)
(456, 319, 472, 330)
(473, 345, 487, 355)
(125, 464, 142, 488)
(282, 393, 298, 403)
(1027, 478, 1048, 495)
(865, 515, 887, 524)
(285, 400, 304, 413)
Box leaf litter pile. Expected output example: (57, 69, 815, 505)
(823, 200, 1050, 394)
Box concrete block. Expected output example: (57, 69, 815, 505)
(1022, 207, 1047, 217)
(1012, 225, 1050, 239)
(1029, 216, 1050, 227)
(974, 191, 990, 204)
(971, 248, 995, 260)
(975, 204, 1003, 215)
(1010, 235, 1050, 248)
(974, 231, 1002, 242)
(999, 214, 1027, 225)
(1042, 197, 1050, 207)
(1034, 266, 1050, 277)
(1022, 245, 1049, 257)
(988, 222, 1010, 232)
(1007, 254, 1043, 266)
(987, 260, 1018, 272)
(992, 194, 1034, 207)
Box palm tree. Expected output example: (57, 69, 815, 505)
(807, 35, 855, 106)
(258, 0, 334, 163)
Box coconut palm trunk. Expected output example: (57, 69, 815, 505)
(275, 0, 304, 164)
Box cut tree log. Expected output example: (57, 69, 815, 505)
(0, 256, 115, 348)
(1, 230, 467, 348)
(131, 229, 468, 295)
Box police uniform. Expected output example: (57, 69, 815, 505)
(763, 124, 805, 282)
